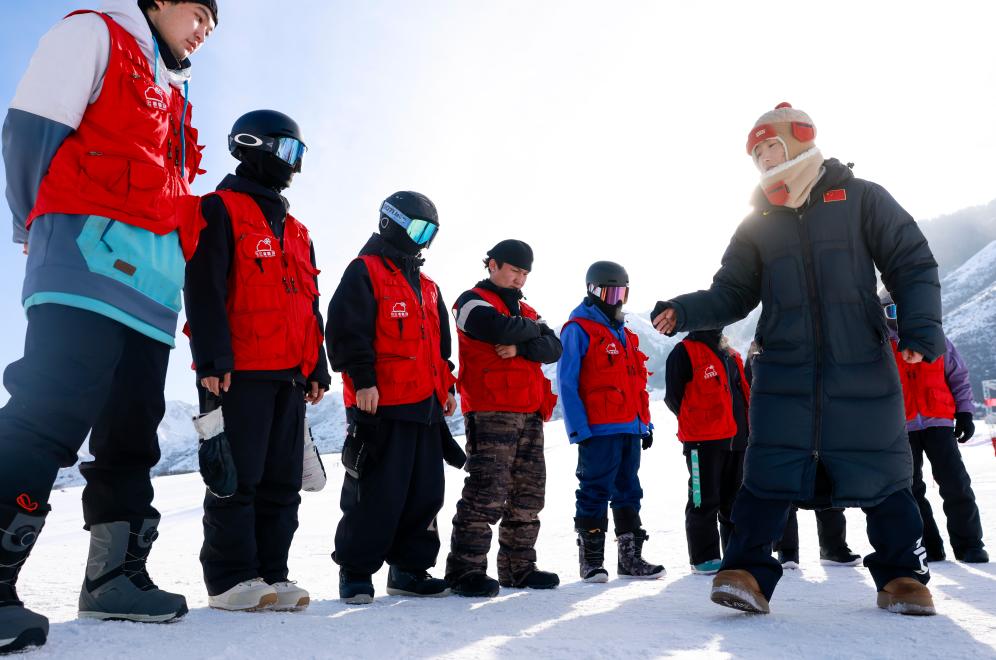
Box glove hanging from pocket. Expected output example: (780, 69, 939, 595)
(193, 404, 237, 498)
(301, 419, 327, 492)
(342, 416, 381, 480)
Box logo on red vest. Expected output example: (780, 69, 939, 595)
(255, 237, 277, 258)
(823, 189, 847, 203)
(16, 493, 39, 512)
(144, 85, 167, 111)
(605, 342, 620, 356)
(703, 365, 718, 379)
(391, 302, 409, 319)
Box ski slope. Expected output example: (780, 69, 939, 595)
(19, 403, 996, 659)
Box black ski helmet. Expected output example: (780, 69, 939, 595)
(228, 110, 306, 172)
(585, 261, 629, 288)
(378, 191, 439, 254)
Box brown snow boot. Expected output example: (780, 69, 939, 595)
(876, 577, 935, 616)
(710, 569, 770, 614)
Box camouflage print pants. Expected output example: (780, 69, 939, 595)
(445, 411, 546, 584)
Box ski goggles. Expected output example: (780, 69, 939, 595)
(884, 303, 897, 320)
(381, 201, 438, 246)
(229, 133, 307, 170)
(588, 283, 629, 305)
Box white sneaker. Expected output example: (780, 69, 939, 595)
(270, 581, 310, 611)
(208, 579, 278, 611)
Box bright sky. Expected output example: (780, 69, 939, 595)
(1, 0, 994, 402)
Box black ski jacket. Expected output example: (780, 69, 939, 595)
(453, 279, 562, 364)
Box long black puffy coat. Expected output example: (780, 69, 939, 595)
(665, 159, 944, 507)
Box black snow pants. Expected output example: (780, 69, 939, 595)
(333, 417, 445, 575)
(0, 304, 167, 526)
(199, 377, 305, 595)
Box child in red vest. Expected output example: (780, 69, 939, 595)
(664, 329, 750, 575)
(184, 110, 329, 612)
(558, 261, 664, 582)
(445, 240, 562, 597)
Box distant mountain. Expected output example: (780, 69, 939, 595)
(939, 239, 996, 402)
(919, 199, 996, 276)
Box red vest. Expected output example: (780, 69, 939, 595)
(565, 317, 651, 426)
(891, 341, 955, 421)
(455, 287, 557, 420)
(202, 191, 321, 377)
(341, 255, 455, 408)
(677, 340, 750, 442)
(28, 11, 205, 256)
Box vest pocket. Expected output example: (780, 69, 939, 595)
(75, 215, 184, 312)
(482, 369, 534, 408)
(583, 385, 626, 423)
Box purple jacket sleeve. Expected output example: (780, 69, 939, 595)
(944, 338, 974, 413)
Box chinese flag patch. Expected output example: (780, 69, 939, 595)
(823, 189, 847, 203)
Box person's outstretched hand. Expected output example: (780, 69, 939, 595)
(652, 302, 677, 335)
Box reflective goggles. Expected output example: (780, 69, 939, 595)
(588, 283, 629, 305)
(884, 303, 897, 320)
(381, 201, 438, 246)
(229, 133, 307, 170)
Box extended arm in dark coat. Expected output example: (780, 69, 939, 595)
(664, 342, 692, 416)
(663, 222, 762, 334)
(326, 259, 378, 389)
(184, 195, 235, 379)
(861, 183, 944, 362)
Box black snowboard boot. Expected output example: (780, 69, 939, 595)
(386, 566, 449, 597)
(0, 506, 48, 655)
(449, 572, 500, 598)
(499, 567, 560, 590)
(956, 547, 989, 564)
(338, 569, 374, 605)
(78, 518, 187, 622)
(820, 545, 861, 566)
(576, 521, 609, 583)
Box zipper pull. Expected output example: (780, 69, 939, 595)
(282, 276, 290, 293)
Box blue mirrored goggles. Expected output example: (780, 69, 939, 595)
(229, 133, 307, 170)
(884, 303, 897, 320)
(381, 201, 438, 246)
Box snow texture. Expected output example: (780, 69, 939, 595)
(29, 404, 996, 659)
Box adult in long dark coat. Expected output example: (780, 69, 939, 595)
(652, 103, 944, 616)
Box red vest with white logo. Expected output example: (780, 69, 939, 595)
(565, 317, 651, 426)
(455, 287, 558, 420)
(206, 191, 321, 377)
(677, 340, 750, 442)
(341, 255, 455, 408)
(891, 341, 955, 421)
(28, 11, 204, 251)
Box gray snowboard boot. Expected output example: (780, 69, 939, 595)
(576, 531, 609, 583)
(617, 530, 665, 579)
(0, 507, 49, 655)
(78, 518, 187, 623)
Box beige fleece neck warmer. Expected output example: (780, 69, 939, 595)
(759, 147, 823, 208)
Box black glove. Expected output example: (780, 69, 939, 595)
(342, 412, 382, 479)
(642, 430, 654, 451)
(440, 421, 467, 469)
(954, 412, 975, 444)
(193, 396, 237, 498)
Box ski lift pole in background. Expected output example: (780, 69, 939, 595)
(983, 379, 996, 458)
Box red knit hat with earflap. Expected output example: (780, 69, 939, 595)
(746, 102, 816, 161)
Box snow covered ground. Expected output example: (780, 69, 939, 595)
(20, 403, 996, 659)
